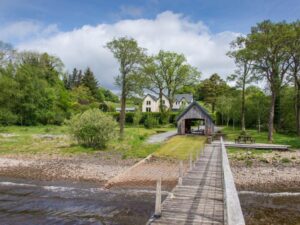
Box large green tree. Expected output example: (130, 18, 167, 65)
(289, 21, 300, 135)
(106, 37, 146, 137)
(198, 73, 228, 113)
(227, 39, 255, 131)
(82, 67, 99, 99)
(236, 21, 293, 142)
(144, 51, 200, 111)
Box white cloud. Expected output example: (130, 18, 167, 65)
(17, 11, 240, 91)
(0, 21, 59, 43)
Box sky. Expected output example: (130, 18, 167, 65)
(0, 0, 299, 91)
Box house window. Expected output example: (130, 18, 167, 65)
(162, 100, 165, 105)
(146, 100, 151, 105)
(146, 107, 151, 112)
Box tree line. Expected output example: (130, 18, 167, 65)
(0, 42, 118, 125)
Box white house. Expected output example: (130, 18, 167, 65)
(142, 94, 193, 112)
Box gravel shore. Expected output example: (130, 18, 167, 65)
(0, 149, 299, 192)
(0, 152, 137, 185)
(230, 150, 300, 192)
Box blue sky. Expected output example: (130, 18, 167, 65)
(1, 0, 300, 37)
(0, 0, 299, 90)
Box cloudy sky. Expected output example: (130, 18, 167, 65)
(1, 0, 299, 90)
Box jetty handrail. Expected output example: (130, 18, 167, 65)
(220, 137, 245, 225)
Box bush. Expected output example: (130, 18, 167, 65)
(160, 111, 170, 125)
(144, 114, 159, 129)
(133, 110, 142, 126)
(0, 109, 18, 125)
(69, 109, 117, 148)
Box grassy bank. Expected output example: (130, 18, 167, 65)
(0, 125, 172, 158)
(154, 135, 206, 160)
(222, 127, 300, 149)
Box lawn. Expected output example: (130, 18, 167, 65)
(153, 135, 207, 160)
(0, 125, 173, 157)
(222, 127, 300, 149)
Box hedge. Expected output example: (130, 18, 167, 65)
(107, 112, 178, 125)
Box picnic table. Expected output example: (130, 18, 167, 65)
(235, 135, 255, 144)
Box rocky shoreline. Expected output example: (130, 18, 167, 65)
(0, 149, 299, 192)
(0, 152, 137, 185)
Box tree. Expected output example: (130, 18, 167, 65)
(288, 21, 300, 135)
(82, 67, 99, 99)
(158, 51, 200, 110)
(143, 56, 166, 112)
(106, 37, 146, 137)
(236, 21, 293, 142)
(199, 73, 228, 113)
(227, 40, 255, 131)
(246, 86, 269, 132)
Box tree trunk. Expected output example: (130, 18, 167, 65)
(296, 82, 300, 136)
(159, 89, 163, 112)
(119, 74, 126, 139)
(258, 115, 261, 133)
(274, 90, 281, 130)
(226, 116, 229, 127)
(241, 83, 246, 131)
(268, 91, 276, 142)
(212, 103, 215, 114)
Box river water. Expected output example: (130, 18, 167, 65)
(0, 178, 299, 225)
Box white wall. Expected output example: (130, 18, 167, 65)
(142, 95, 159, 112)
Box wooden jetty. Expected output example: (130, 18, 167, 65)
(215, 141, 290, 150)
(147, 138, 245, 225)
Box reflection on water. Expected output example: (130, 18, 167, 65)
(239, 191, 300, 225)
(0, 178, 160, 225)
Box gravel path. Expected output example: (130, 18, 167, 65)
(146, 130, 177, 144)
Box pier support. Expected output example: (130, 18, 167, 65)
(178, 161, 183, 185)
(154, 178, 162, 218)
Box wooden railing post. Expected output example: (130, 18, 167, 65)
(178, 160, 183, 185)
(189, 153, 193, 170)
(154, 178, 162, 218)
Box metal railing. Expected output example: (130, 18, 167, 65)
(220, 137, 245, 225)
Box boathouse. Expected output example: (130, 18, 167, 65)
(176, 101, 214, 135)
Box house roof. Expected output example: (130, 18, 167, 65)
(175, 94, 193, 102)
(144, 93, 158, 101)
(176, 101, 214, 123)
(144, 93, 193, 103)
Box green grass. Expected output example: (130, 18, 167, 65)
(0, 125, 68, 135)
(110, 126, 173, 158)
(153, 135, 207, 160)
(0, 125, 174, 158)
(222, 127, 300, 149)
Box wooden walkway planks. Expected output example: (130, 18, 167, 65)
(213, 141, 290, 150)
(148, 145, 225, 225)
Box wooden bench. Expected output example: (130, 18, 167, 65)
(235, 135, 255, 144)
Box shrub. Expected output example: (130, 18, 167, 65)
(160, 111, 170, 125)
(0, 109, 18, 125)
(144, 114, 159, 129)
(69, 109, 117, 148)
(133, 110, 142, 126)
